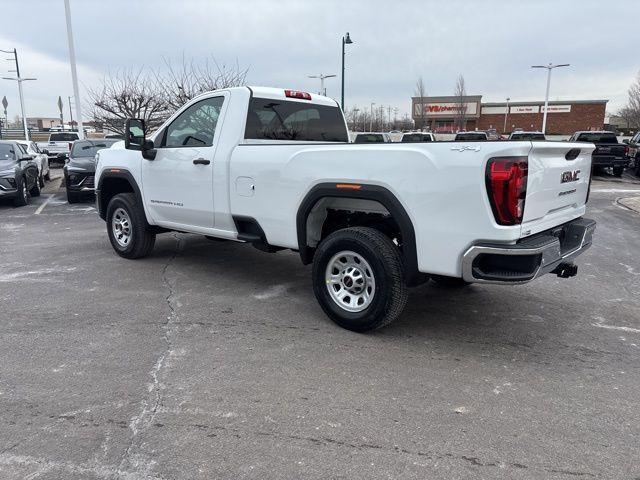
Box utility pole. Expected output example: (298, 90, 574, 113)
(531, 63, 570, 134)
(503, 97, 510, 134)
(308, 74, 336, 96)
(68, 96, 74, 127)
(1, 48, 36, 140)
(64, 0, 85, 139)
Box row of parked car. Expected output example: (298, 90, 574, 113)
(352, 129, 640, 178)
(0, 137, 119, 207)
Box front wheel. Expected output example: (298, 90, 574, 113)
(312, 227, 408, 332)
(106, 193, 156, 259)
(13, 177, 29, 207)
(612, 166, 624, 177)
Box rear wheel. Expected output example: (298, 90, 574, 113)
(13, 177, 29, 207)
(312, 227, 408, 332)
(30, 179, 41, 197)
(612, 166, 624, 177)
(106, 193, 155, 259)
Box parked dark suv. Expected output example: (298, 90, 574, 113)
(0, 140, 41, 207)
(64, 139, 118, 203)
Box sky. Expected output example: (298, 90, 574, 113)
(0, 0, 638, 121)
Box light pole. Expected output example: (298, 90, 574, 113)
(1, 48, 36, 141)
(369, 102, 375, 132)
(503, 97, 510, 134)
(531, 63, 569, 134)
(308, 74, 336, 96)
(341, 32, 353, 111)
(64, 0, 85, 139)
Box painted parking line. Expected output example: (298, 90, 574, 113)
(34, 195, 55, 215)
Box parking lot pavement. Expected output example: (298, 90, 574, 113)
(0, 177, 639, 480)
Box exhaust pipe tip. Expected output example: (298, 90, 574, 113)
(552, 262, 578, 278)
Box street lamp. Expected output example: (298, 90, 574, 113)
(503, 97, 510, 134)
(369, 102, 375, 132)
(1, 48, 36, 141)
(341, 32, 353, 111)
(531, 63, 570, 134)
(308, 73, 336, 96)
(64, 0, 85, 139)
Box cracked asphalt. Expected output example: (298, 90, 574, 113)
(0, 169, 639, 479)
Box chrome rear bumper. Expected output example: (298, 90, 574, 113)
(461, 218, 596, 284)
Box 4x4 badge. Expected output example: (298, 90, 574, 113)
(561, 170, 580, 183)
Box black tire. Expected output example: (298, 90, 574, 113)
(30, 179, 41, 197)
(106, 193, 155, 259)
(67, 190, 81, 204)
(612, 166, 624, 177)
(312, 227, 408, 332)
(430, 274, 471, 288)
(635, 160, 640, 177)
(13, 177, 29, 207)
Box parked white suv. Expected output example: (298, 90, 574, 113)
(94, 86, 596, 332)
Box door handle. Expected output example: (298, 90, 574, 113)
(193, 158, 210, 165)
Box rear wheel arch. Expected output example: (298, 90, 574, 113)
(296, 183, 422, 285)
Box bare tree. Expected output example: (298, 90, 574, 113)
(414, 77, 427, 130)
(87, 57, 249, 135)
(157, 55, 249, 112)
(88, 69, 169, 135)
(625, 71, 640, 128)
(453, 74, 468, 131)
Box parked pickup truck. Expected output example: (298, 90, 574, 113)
(38, 131, 79, 163)
(94, 86, 596, 332)
(569, 131, 627, 177)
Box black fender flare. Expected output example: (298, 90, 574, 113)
(296, 182, 423, 286)
(96, 168, 144, 221)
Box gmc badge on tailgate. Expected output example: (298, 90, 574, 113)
(561, 170, 580, 183)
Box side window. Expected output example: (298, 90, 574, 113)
(163, 97, 224, 148)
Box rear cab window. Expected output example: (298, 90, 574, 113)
(50, 133, 79, 142)
(245, 97, 348, 142)
(576, 133, 618, 143)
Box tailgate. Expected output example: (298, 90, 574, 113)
(521, 142, 594, 237)
(594, 143, 625, 157)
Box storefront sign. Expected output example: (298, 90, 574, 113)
(541, 105, 571, 113)
(415, 102, 478, 117)
(510, 105, 539, 114)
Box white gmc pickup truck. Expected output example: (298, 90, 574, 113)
(95, 86, 596, 332)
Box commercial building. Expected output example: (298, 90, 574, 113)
(411, 95, 607, 135)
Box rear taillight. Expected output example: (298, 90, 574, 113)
(485, 156, 528, 225)
(284, 89, 312, 100)
(625, 145, 630, 156)
(68, 142, 73, 150)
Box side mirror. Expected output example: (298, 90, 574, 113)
(124, 118, 146, 150)
(124, 118, 156, 160)
(623, 139, 629, 144)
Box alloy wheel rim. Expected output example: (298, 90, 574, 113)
(112, 207, 132, 248)
(325, 250, 376, 312)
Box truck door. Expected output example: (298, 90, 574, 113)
(142, 94, 226, 229)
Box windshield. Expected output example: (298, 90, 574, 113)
(71, 140, 117, 157)
(576, 133, 618, 143)
(511, 133, 546, 140)
(0, 144, 15, 161)
(245, 98, 348, 142)
(50, 133, 79, 142)
(354, 134, 385, 143)
(455, 133, 486, 141)
(401, 134, 433, 143)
